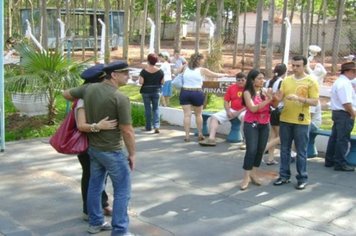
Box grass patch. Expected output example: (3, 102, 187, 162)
(4, 86, 356, 141)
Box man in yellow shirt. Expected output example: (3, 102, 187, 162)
(273, 55, 319, 190)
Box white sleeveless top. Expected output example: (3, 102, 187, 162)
(182, 67, 204, 88)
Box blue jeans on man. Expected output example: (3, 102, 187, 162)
(325, 110, 355, 168)
(279, 122, 310, 183)
(87, 147, 131, 235)
(141, 93, 160, 130)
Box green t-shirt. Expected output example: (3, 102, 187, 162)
(70, 82, 132, 151)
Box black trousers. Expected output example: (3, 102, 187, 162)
(77, 152, 109, 214)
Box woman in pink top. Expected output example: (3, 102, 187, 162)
(240, 69, 274, 190)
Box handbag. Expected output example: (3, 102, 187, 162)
(49, 100, 88, 154)
(172, 66, 186, 89)
(172, 73, 184, 89)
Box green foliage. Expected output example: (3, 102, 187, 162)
(131, 104, 146, 127)
(5, 43, 85, 124)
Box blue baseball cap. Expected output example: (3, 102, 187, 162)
(103, 61, 131, 73)
(81, 64, 106, 83)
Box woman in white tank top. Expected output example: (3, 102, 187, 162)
(179, 53, 227, 142)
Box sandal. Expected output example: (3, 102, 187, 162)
(266, 160, 279, 166)
(198, 135, 205, 141)
(199, 138, 216, 146)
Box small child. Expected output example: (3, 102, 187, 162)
(158, 52, 173, 107)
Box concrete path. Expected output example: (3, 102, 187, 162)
(0, 126, 355, 236)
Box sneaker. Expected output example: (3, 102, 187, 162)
(88, 222, 112, 234)
(273, 177, 290, 186)
(199, 138, 216, 146)
(154, 128, 160, 134)
(266, 160, 279, 166)
(239, 143, 246, 150)
(295, 182, 307, 190)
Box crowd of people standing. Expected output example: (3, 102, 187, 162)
(60, 48, 355, 235)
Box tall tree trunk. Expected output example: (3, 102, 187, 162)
(82, 0, 88, 60)
(309, 0, 315, 44)
(289, 0, 296, 23)
(200, 0, 213, 28)
(321, 0, 327, 64)
(299, 2, 304, 54)
(316, 0, 324, 45)
(331, 0, 345, 73)
(214, 0, 224, 41)
(303, 0, 311, 56)
(242, 0, 247, 72)
(266, 0, 275, 78)
(162, 3, 167, 40)
(154, 0, 161, 53)
(129, 0, 135, 44)
(253, 0, 263, 69)
(123, 0, 130, 59)
(93, 1, 98, 62)
(174, 0, 182, 52)
(140, 0, 148, 62)
(104, 0, 110, 62)
(41, 0, 48, 49)
(232, 0, 241, 68)
(7, 0, 12, 39)
(280, 0, 288, 55)
(195, 0, 201, 53)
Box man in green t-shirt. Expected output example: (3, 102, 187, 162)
(273, 55, 319, 190)
(63, 61, 136, 235)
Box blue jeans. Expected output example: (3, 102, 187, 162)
(141, 93, 160, 130)
(279, 122, 310, 183)
(243, 122, 270, 170)
(87, 147, 131, 235)
(325, 110, 355, 167)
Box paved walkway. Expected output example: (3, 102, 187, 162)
(0, 126, 355, 236)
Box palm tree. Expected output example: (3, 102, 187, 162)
(7, 44, 84, 124)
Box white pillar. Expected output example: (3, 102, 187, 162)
(57, 18, 65, 55)
(98, 18, 106, 63)
(147, 17, 155, 53)
(206, 17, 215, 53)
(25, 19, 45, 53)
(283, 17, 291, 67)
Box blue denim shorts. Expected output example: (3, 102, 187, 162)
(162, 80, 172, 97)
(179, 89, 205, 106)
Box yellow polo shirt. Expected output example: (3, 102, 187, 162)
(280, 74, 319, 125)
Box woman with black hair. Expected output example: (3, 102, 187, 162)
(264, 63, 287, 165)
(240, 69, 274, 190)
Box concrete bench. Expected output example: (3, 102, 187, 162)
(195, 111, 243, 143)
(308, 129, 356, 165)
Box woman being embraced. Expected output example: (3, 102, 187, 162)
(179, 53, 227, 142)
(139, 53, 164, 133)
(240, 69, 274, 190)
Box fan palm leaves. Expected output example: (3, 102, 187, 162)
(6, 43, 84, 124)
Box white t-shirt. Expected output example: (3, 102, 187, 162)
(160, 61, 172, 81)
(330, 74, 356, 111)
